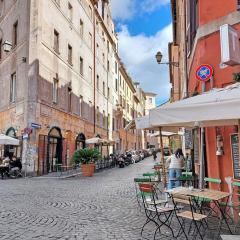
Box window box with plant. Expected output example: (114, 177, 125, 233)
(72, 148, 101, 177)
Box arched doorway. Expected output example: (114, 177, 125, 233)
(47, 127, 62, 172)
(4, 127, 16, 158)
(76, 133, 86, 150)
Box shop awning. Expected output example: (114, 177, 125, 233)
(0, 134, 19, 145)
(149, 83, 240, 128)
(149, 131, 180, 137)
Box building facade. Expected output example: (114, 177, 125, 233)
(0, 0, 146, 175)
(169, 0, 240, 194)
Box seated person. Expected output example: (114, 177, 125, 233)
(10, 156, 22, 170)
(0, 156, 10, 167)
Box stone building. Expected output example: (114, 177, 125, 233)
(0, 0, 146, 175)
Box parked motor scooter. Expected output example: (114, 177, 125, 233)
(124, 153, 133, 166)
(117, 154, 125, 168)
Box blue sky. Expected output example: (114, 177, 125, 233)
(111, 0, 172, 106)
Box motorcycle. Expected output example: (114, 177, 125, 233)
(0, 159, 22, 179)
(124, 153, 133, 166)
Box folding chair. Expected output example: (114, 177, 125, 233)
(139, 183, 175, 239)
(172, 193, 208, 240)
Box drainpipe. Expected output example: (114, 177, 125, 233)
(184, 0, 188, 98)
(93, 3, 96, 135)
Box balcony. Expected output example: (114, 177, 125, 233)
(115, 104, 123, 117)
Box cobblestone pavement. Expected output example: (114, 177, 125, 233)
(0, 156, 238, 240)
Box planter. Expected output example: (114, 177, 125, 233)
(81, 163, 95, 177)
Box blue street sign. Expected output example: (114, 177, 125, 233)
(31, 123, 41, 129)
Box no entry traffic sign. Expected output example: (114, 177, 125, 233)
(196, 64, 213, 82)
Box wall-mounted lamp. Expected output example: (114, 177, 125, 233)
(155, 51, 179, 67)
(3, 40, 12, 52)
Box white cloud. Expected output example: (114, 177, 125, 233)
(140, 0, 170, 13)
(111, 0, 170, 21)
(117, 24, 173, 103)
(111, 0, 135, 20)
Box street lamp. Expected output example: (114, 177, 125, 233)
(155, 51, 179, 67)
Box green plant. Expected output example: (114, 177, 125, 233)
(71, 148, 101, 165)
(233, 72, 240, 82)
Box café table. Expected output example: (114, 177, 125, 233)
(167, 187, 233, 236)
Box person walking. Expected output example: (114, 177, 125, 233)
(166, 148, 184, 189)
(152, 149, 157, 161)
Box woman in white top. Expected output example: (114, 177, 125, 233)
(166, 148, 184, 189)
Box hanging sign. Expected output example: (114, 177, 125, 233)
(196, 64, 213, 82)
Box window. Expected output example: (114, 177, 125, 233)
(96, 106, 100, 123)
(107, 40, 109, 53)
(80, 95, 83, 116)
(115, 78, 118, 92)
(68, 2, 73, 21)
(53, 29, 59, 53)
(103, 81, 105, 96)
(53, 78, 58, 103)
(80, 57, 84, 75)
(96, 43, 99, 57)
(186, 0, 199, 54)
(13, 21, 18, 47)
(103, 110, 106, 127)
(0, 39, 2, 60)
(68, 44, 72, 65)
(149, 98, 152, 104)
(112, 117, 115, 131)
(89, 5, 92, 19)
(97, 75, 99, 89)
(115, 61, 118, 74)
(107, 87, 110, 99)
(107, 60, 110, 71)
(108, 114, 110, 128)
(10, 72, 16, 103)
(80, 19, 84, 38)
(102, 53, 105, 65)
(89, 32, 92, 49)
(68, 86, 72, 112)
(88, 66, 92, 83)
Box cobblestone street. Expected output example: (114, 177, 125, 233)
(0, 156, 237, 240)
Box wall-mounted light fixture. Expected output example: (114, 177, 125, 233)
(155, 51, 179, 67)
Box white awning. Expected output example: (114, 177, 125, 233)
(0, 134, 19, 145)
(149, 131, 179, 137)
(149, 83, 240, 128)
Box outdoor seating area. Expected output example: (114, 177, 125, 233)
(133, 167, 240, 240)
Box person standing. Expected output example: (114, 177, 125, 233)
(152, 149, 157, 161)
(166, 148, 184, 189)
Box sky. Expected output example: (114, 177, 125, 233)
(111, 0, 172, 106)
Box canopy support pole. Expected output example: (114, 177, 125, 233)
(159, 127, 167, 188)
(199, 127, 205, 189)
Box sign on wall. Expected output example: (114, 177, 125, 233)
(220, 24, 240, 66)
(230, 133, 240, 180)
(196, 64, 213, 82)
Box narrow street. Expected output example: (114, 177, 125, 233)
(0, 155, 237, 240)
(0, 157, 156, 240)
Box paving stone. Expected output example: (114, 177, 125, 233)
(0, 156, 238, 239)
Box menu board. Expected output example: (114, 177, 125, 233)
(185, 129, 193, 149)
(193, 129, 199, 163)
(231, 134, 240, 180)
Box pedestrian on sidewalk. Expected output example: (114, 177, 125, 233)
(166, 148, 184, 189)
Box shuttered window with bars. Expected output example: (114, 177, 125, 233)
(186, 0, 199, 56)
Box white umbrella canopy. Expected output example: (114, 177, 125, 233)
(0, 134, 19, 145)
(149, 83, 240, 128)
(85, 137, 104, 145)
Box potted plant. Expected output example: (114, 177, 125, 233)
(72, 148, 101, 177)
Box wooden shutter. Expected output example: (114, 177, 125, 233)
(38, 135, 48, 175)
